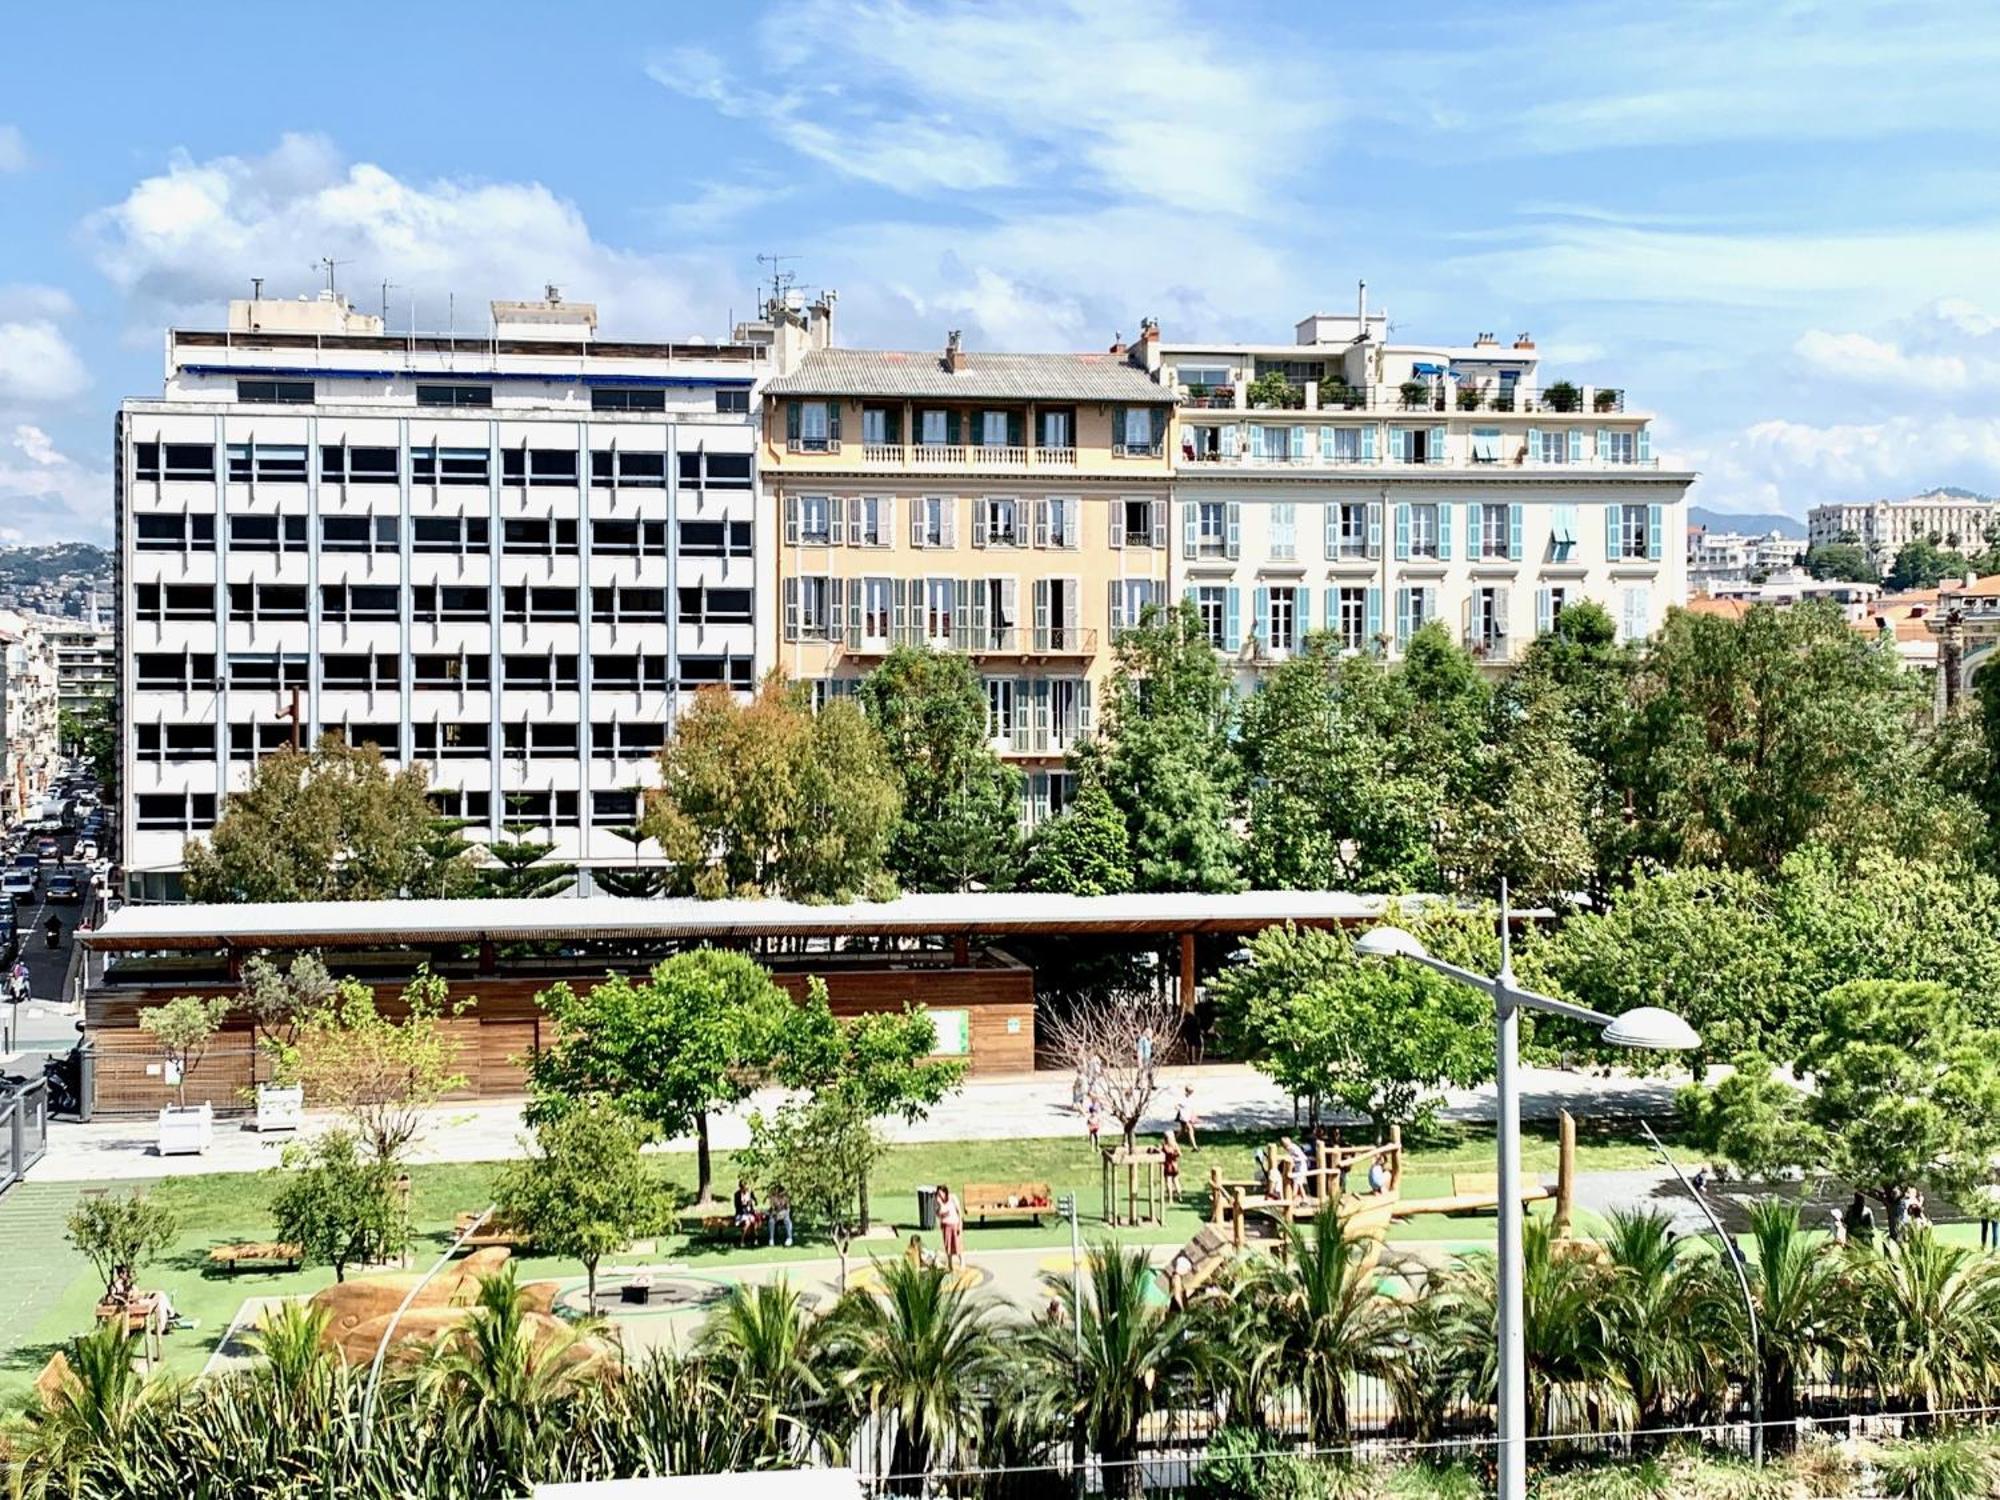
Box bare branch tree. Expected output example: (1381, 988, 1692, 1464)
(1039, 987, 1183, 1150)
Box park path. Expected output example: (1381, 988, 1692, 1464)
(26, 1060, 1691, 1184)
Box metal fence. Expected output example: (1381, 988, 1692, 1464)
(0, 1074, 48, 1193)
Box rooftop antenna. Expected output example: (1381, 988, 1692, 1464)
(315, 256, 351, 297)
(756, 252, 799, 314)
(379, 279, 399, 329)
(250, 277, 264, 301)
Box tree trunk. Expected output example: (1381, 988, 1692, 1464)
(695, 1111, 714, 1203)
(858, 1173, 873, 1234)
(585, 1255, 598, 1309)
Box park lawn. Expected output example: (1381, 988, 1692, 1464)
(0, 1117, 1696, 1407)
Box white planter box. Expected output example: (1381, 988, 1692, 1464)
(157, 1103, 214, 1156)
(253, 1084, 304, 1133)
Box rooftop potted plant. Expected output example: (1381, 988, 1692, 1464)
(1544, 380, 1581, 412)
(141, 993, 230, 1155)
(1322, 380, 1360, 410)
(1245, 370, 1298, 410)
(1399, 379, 1431, 410)
(1457, 386, 1484, 411)
(1593, 387, 1622, 412)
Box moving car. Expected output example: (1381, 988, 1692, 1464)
(35, 838, 60, 864)
(2, 870, 35, 901)
(10, 852, 38, 881)
(44, 873, 80, 903)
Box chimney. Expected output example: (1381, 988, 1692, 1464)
(1513, 332, 1536, 350)
(944, 329, 967, 373)
(1108, 331, 1127, 355)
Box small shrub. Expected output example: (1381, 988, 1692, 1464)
(1399, 379, 1430, 409)
(1456, 387, 1484, 410)
(1593, 388, 1621, 412)
(1543, 380, 1582, 412)
(1872, 1435, 1997, 1500)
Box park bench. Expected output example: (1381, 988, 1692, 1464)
(454, 1211, 528, 1249)
(961, 1182, 1053, 1225)
(207, 1241, 303, 1274)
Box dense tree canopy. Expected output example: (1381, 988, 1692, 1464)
(1801, 542, 1879, 583)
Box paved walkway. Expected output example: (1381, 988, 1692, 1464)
(32, 1061, 1692, 1183)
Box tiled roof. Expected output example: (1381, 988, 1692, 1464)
(1684, 596, 1751, 620)
(763, 348, 1175, 403)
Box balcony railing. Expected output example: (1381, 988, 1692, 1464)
(839, 623, 1098, 657)
(1175, 383, 1635, 415)
(787, 438, 841, 455)
(1113, 441, 1166, 458)
(1029, 625, 1098, 655)
(1177, 450, 1659, 472)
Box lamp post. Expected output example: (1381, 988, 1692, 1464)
(1355, 888, 1699, 1500)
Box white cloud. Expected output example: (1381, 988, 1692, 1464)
(1793, 330, 1969, 393)
(0, 427, 108, 545)
(655, 179, 791, 234)
(655, 0, 1334, 214)
(1688, 414, 2000, 519)
(0, 320, 88, 405)
(0, 126, 25, 174)
(84, 133, 726, 337)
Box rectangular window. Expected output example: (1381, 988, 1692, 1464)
(410, 587, 491, 627)
(1196, 502, 1227, 557)
(135, 582, 215, 620)
(321, 584, 399, 622)
(591, 721, 668, 760)
(502, 654, 581, 690)
(1408, 503, 1440, 559)
(923, 578, 955, 644)
(592, 519, 670, 557)
(226, 654, 309, 689)
(1196, 585, 1227, 648)
(416, 384, 492, 408)
(1040, 408, 1073, 449)
(592, 386, 667, 412)
(134, 723, 218, 762)
(591, 789, 642, 827)
(795, 401, 834, 451)
(1333, 502, 1368, 559)
(861, 407, 889, 444)
(502, 721, 582, 760)
(1479, 503, 1511, 559)
(986, 678, 1016, 744)
(137, 793, 217, 831)
(861, 577, 893, 642)
(678, 518, 753, 558)
(320, 515, 400, 554)
(677, 585, 752, 625)
(502, 517, 580, 556)
(322, 653, 400, 691)
(593, 586, 668, 623)
(1269, 503, 1297, 561)
(1119, 408, 1158, 454)
(228, 513, 308, 553)
(134, 512, 216, 552)
(799, 494, 832, 544)
(1122, 498, 1160, 547)
(713, 387, 750, 414)
(1268, 587, 1297, 652)
(320, 445, 399, 484)
(1041, 497, 1078, 548)
(983, 497, 1020, 546)
(411, 515, 490, 554)
(501, 585, 580, 622)
(227, 582, 308, 621)
(227, 443, 309, 484)
(236, 378, 313, 404)
(132, 442, 217, 481)
(1177, 366, 1231, 390)
(1472, 586, 1509, 653)
(136, 652, 217, 690)
(411, 722, 492, 759)
(413, 653, 491, 688)
(590, 450, 668, 488)
(1470, 427, 1503, 464)
(1539, 429, 1570, 464)
(1599, 429, 1637, 464)
(1337, 587, 1367, 650)
(797, 577, 838, 641)
(849, 495, 891, 547)
(915, 496, 952, 548)
(412, 446, 491, 485)
(980, 410, 1010, 447)
(1619, 504, 1649, 560)
(920, 409, 949, 446)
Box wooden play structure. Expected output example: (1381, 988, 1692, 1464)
(1100, 1147, 1168, 1226)
(305, 1246, 600, 1367)
(1206, 1111, 1580, 1248)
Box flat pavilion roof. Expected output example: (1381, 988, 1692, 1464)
(84, 890, 1392, 954)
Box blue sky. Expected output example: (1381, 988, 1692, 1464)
(1, 0, 1996, 543)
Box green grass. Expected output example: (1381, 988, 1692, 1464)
(0, 1117, 1696, 1406)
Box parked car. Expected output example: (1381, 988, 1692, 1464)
(44, 873, 80, 903)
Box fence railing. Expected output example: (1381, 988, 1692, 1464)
(0, 1075, 48, 1193)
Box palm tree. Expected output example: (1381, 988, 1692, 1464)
(1856, 1230, 2000, 1428)
(1743, 1200, 1851, 1453)
(1433, 1218, 1634, 1439)
(244, 1298, 342, 1408)
(700, 1277, 837, 1465)
(20, 1319, 176, 1496)
(824, 1256, 1005, 1492)
(1599, 1208, 1733, 1436)
(1245, 1213, 1405, 1450)
(1020, 1241, 1223, 1500)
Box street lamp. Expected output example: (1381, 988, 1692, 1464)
(1355, 890, 1699, 1500)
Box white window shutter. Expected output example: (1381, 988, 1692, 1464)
(1183, 504, 1198, 559)
(972, 500, 989, 548)
(1078, 677, 1094, 735)
(942, 498, 958, 548)
(1033, 578, 1050, 641)
(1109, 500, 1125, 549)
(1002, 577, 1018, 644)
(1569, 428, 1584, 464)
(911, 501, 926, 548)
(1221, 424, 1238, 457)
(1226, 502, 1242, 559)
(846, 499, 862, 547)
(1063, 577, 1080, 635)
(1034, 499, 1050, 548)
(1323, 502, 1337, 559)
(784, 496, 799, 545)
(1151, 498, 1168, 545)
(783, 577, 799, 641)
(1495, 586, 1511, 648)
(1526, 427, 1541, 463)
(1596, 427, 1610, 462)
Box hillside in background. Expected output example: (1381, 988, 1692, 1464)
(1688, 507, 1806, 538)
(0, 542, 110, 585)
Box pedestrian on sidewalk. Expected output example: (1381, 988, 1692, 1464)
(1175, 1085, 1200, 1149)
(1085, 1099, 1103, 1151)
(935, 1182, 964, 1270)
(1162, 1128, 1182, 1205)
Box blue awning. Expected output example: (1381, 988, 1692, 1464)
(1410, 362, 1444, 375)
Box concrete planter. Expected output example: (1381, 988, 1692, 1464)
(157, 1102, 213, 1156)
(253, 1084, 303, 1133)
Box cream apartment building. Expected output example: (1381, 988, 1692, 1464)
(760, 333, 1176, 821)
(1807, 488, 2000, 571)
(1143, 307, 1692, 673)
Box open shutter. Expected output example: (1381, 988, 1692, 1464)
(1388, 427, 1407, 463)
(1596, 427, 1610, 462)
(1078, 678, 1095, 735)
(1394, 505, 1410, 560)
(1495, 586, 1511, 653)
(1033, 579, 1051, 645)
(1008, 412, 1024, 449)
(1604, 504, 1623, 560)
(946, 410, 961, 446)
(1182, 504, 1198, 559)
(1151, 499, 1168, 545)
(1395, 588, 1411, 646)
(886, 407, 902, 444)
(1647, 504, 1664, 560)
(1109, 589, 1124, 637)
(1438, 504, 1453, 561)
(1638, 426, 1652, 464)
(1220, 424, 1238, 457)
(893, 579, 909, 643)
(847, 579, 863, 642)
(1252, 586, 1269, 646)
(828, 496, 845, 545)
(1430, 426, 1446, 464)
(1536, 587, 1553, 637)
(783, 578, 799, 641)
(879, 496, 895, 545)
(846, 498, 863, 546)
(1002, 577, 1018, 646)
(942, 498, 958, 547)
(1366, 501, 1383, 559)
(1290, 426, 1307, 460)
(1320, 425, 1336, 460)
(973, 501, 990, 548)
(1361, 425, 1377, 463)
(1225, 502, 1242, 559)
(786, 402, 801, 442)
(1035, 500, 1051, 549)
(1224, 588, 1241, 651)
(1526, 426, 1541, 464)
(1297, 586, 1311, 634)
(911, 501, 926, 548)
(1568, 428, 1583, 464)
(1508, 503, 1524, 561)
(1366, 586, 1383, 645)
(1460, 594, 1475, 649)
(784, 495, 800, 545)
(1323, 503, 1338, 559)
(1109, 500, 1126, 549)
(1324, 587, 1338, 636)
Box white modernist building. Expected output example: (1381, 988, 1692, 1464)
(1687, 528, 1807, 591)
(0, 611, 61, 827)
(1142, 300, 1692, 674)
(115, 291, 766, 900)
(1807, 489, 2000, 569)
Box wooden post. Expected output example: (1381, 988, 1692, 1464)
(1209, 1165, 1224, 1226)
(1314, 1139, 1329, 1202)
(1230, 1188, 1246, 1250)
(1388, 1124, 1404, 1193)
(1554, 1109, 1577, 1236)
(951, 934, 970, 967)
(1179, 931, 1196, 1015)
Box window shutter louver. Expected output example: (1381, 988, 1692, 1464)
(1320, 425, 1336, 459)
(786, 402, 800, 441)
(1034, 579, 1050, 642)
(1638, 427, 1651, 463)
(893, 579, 909, 642)
(942, 498, 958, 547)
(1221, 424, 1238, 458)
(1495, 586, 1511, 648)
(827, 403, 842, 441)
(1361, 425, 1377, 462)
(1183, 504, 1198, 559)
(1509, 503, 1524, 561)
(1225, 588, 1241, 651)
(1438, 504, 1453, 561)
(1035, 500, 1050, 548)
(1253, 586, 1269, 645)
(1078, 677, 1094, 735)
(1526, 426, 1541, 463)
(1536, 587, 1552, 637)
(783, 577, 799, 641)
(1226, 502, 1242, 559)
(1002, 577, 1018, 646)
(1109, 500, 1125, 548)
(1395, 504, 1411, 560)
(1151, 498, 1168, 545)
(1366, 585, 1382, 645)
(1430, 425, 1446, 463)
(1596, 427, 1610, 462)
(784, 496, 800, 545)
(1324, 502, 1337, 559)
(973, 501, 990, 548)
(1367, 501, 1383, 559)
(1648, 505, 1664, 560)
(1290, 426, 1307, 460)
(1568, 428, 1583, 464)
(1297, 586, 1310, 634)
(911, 502, 926, 548)
(1604, 504, 1623, 560)
(828, 496, 845, 545)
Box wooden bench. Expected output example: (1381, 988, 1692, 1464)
(454, 1212, 527, 1249)
(961, 1182, 1053, 1225)
(95, 1294, 164, 1361)
(208, 1241, 303, 1274)
(1451, 1173, 1499, 1199)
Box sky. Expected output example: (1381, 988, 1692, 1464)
(0, 0, 1996, 545)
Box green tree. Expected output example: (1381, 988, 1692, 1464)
(1093, 600, 1243, 893)
(183, 736, 442, 902)
(137, 994, 230, 1108)
(1441, 668, 1593, 903)
(1856, 1231, 2000, 1425)
(736, 1091, 880, 1288)
(494, 1102, 664, 1306)
(411, 814, 484, 899)
(64, 1191, 179, 1296)
(1019, 770, 1133, 894)
(1244, 368, 1299, 409)
(527, 949, 795, 1203)
(644, 678, 901, 900)
(476, 793, 576, 898)
(1617, 601, 1976, 874)
(699, 1279, 835, 1464)
(824, 1257, 1003, 1494)
(1211, 922, 1491, 1131)
(860, 647, 1021, 892)
(1802, 542, 1879, 583)
(272, 970, 473, 1165)
(1887, 536, 1970, 591)
(1236, 637, 1351, 889)
(269, 1128, 403, 1282)
(60, 691, 117, 796)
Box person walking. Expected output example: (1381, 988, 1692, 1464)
(935, 1182, 964, 1271)
(1161, 1128, 1182, 1206)
(1175, 1085, 1200, 1150)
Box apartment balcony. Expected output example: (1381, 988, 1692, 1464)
(1178, 450, 1660, 472)
(1176, 383, 1631, 415)
(855, 444, 1085, 470)
(834, 624, 1099, 658)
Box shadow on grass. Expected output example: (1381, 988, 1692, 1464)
(1, 1336, 67, 1377)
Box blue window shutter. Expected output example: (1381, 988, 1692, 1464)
(1648, 504, 1664, 560)
(1466, 502, 1480, 556)
(1221, 424, 1238, 457)
(1297, 587, 1310, 633)
(1536, 587, 1552, 636)
(1569, 428, 1583, 463)
(1394, 504, 1410, 560)
(1431, 426, 1446, 463)
(1320, 425, 1335, 459)
(1366, 585, 1383, 644)
(827, 403, 842, 440)
(1596, 427, 1610, 461)
(1323, 503, 1337, 559)
(1253, 586, 1269, 643)
(1324, 587, 1337, 633)
(786, 402, 801, 441)
(1509, 503, 1524, 561)
(1182, 584, 1197, 606)
(1361, 425, 1377, 462)
(1526, 426, 1540, 462)
(1225, 588, 1241, 650)
(1182, 504, 1198, 559)
(1226, 502, 1242, 559)
(1395, 587, 1411, 646)
(1604, 503, 1622, 560)
(1389, 427, 1407, 462)
(1290, 426, 1306, 460)
(1638, 426, 1652, 464)
(1438, 503, 1453, 561)
(1367, 501, 1383, 559)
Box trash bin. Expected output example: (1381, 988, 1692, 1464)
(915, 1184, 939, 1230)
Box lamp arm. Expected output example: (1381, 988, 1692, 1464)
(1397, 952, 1617, 1030)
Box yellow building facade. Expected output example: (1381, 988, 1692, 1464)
(761, 338, 1176, 819)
